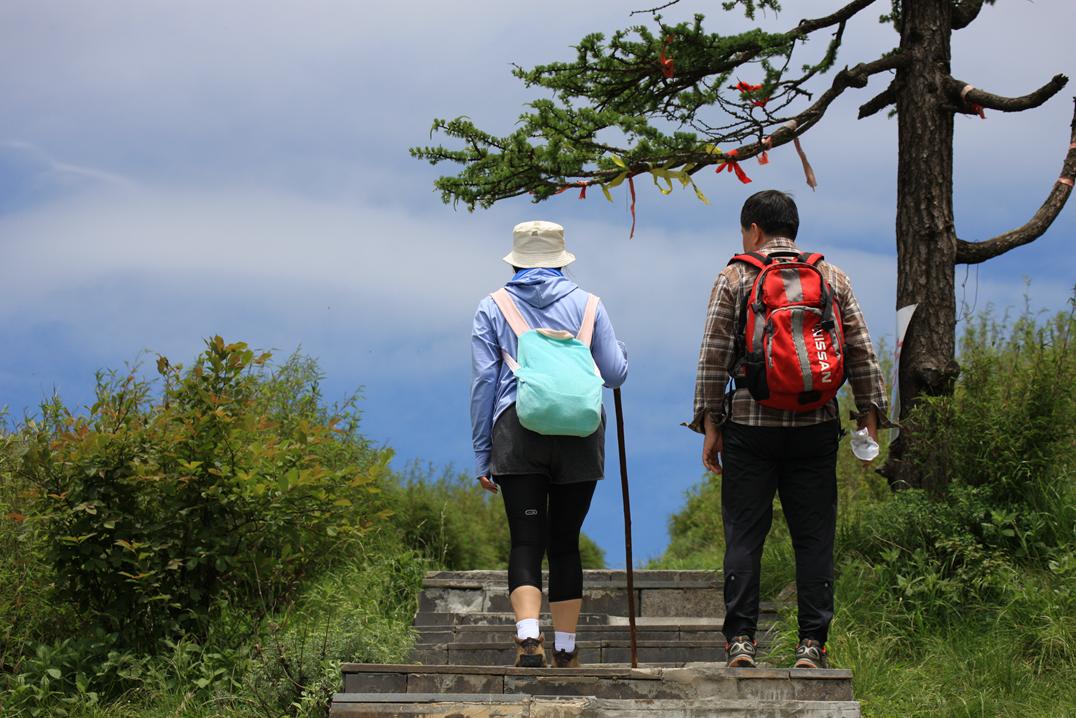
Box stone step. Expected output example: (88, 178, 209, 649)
(340, 664, 855, 703)
(410, 637, 769, 666)
(424, 569, 722, 588)
(330, 693, 862, 717)
(419, 581, 723, 618)
(412, 604, 781, 628)
(412, 621, 764, 646)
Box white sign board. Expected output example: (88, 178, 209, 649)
(889, 304, 918, 441)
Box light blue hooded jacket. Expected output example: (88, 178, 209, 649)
(470, 269, 628, 478)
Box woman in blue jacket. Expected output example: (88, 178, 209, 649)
(471, 220, 628, 669)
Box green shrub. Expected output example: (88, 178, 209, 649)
(0, 423, 71, 675)
(840, 304, 1075, 619)
(388, 464, 605, 571)
(240, 538, 425, 717)
(390, 464, 511, 570)
(902, 305, 1074, 505)
(13, 338, 391, 654)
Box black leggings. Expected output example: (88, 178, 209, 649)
(495, 475, 597, 602)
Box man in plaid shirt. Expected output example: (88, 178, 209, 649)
(687, 190, 889, 669)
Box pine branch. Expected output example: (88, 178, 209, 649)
(955, 98, 1076, 265)
(631, 0, 683, 16)
(947, 74, 1069, 114)
(516, 0, 878, 119)
(858, 80, 896, 119)
(411, 49, 905, 209)
(951, 0, 986, 31)
(412, 1, 894, 209)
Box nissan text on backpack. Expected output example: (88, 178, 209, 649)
(490, 288, 604, 436)
(728, 251, 846, 410)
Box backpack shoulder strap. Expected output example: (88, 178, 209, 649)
(728, 252, 769, 271)
(490, 288, 531, 338)
(798, 252, 825, 266)
(576, 294, 600, 348)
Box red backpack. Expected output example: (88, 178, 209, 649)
(729, 251, 846, 412)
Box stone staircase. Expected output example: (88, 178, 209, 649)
(330, 570, 861, 717)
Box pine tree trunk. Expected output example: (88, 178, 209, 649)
(884, 0, 961, 491)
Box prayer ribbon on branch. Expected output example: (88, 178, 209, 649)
(716, 149, 752, 184)
(1059, 177, 1075, 188)
(732, 80, 769, 107)
(605, 156, 638, 238)
(650, 167, 675, 195)
(784, 120, 817, 190)
(659, 36, 675, 79)
(960, 84, 986, 119)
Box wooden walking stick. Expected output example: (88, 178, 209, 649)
(613, 387, 638, 668)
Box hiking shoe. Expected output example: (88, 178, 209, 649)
(513, 635, 547, 668)
(552, 648, 581, 668)
(793, 639, 828, 669)
(725, 634, 757, 668)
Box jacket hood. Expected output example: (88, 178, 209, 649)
(505, 269, 579, 309)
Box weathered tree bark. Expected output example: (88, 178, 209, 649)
(884, 0, 961, 491)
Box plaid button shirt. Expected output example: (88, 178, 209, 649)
(687, 237, 890, 432)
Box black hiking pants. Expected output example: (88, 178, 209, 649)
(721, 420, 840, 645)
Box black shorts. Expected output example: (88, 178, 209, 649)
(490, 403, 605, 484)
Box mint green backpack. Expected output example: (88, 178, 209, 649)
(491, 288, 604, 437)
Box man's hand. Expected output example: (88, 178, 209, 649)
(857, 407, 880, 467)
(477, 476, 499, 494)
(702, 414, 723, 474)
(859, 406, 879, 442)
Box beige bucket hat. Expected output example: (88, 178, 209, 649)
(502, 220, 577, 268)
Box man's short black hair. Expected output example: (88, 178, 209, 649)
(740, 190, 799, 240)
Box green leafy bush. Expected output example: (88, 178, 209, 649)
(0, 423, 69, 675)
(842, 304, 1075, 614)
(389, 464, 605, 571)
(1, 337, 613, 717)
(241, 539, 426, 716)
(13, 338, 392, 653)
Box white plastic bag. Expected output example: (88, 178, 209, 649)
(850, 427, 880, 462)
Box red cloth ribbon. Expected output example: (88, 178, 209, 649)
(716, 149, 752, 184)
(659, 36, 675, 79)
(732, 80, 768, 107)
(1059, 177, 1075, 188)
(578, 183, 588, 199)
(628, 175, 637, 238)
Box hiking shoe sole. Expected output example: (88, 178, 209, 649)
(516, 653, 546, 668)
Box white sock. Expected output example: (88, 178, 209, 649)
(516, 619, 540, 641)
(554, 631, 576, 653)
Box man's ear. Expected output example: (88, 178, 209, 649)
(745, 223, 763, 251)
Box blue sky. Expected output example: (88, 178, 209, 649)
(1, 1, 1073, 566)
